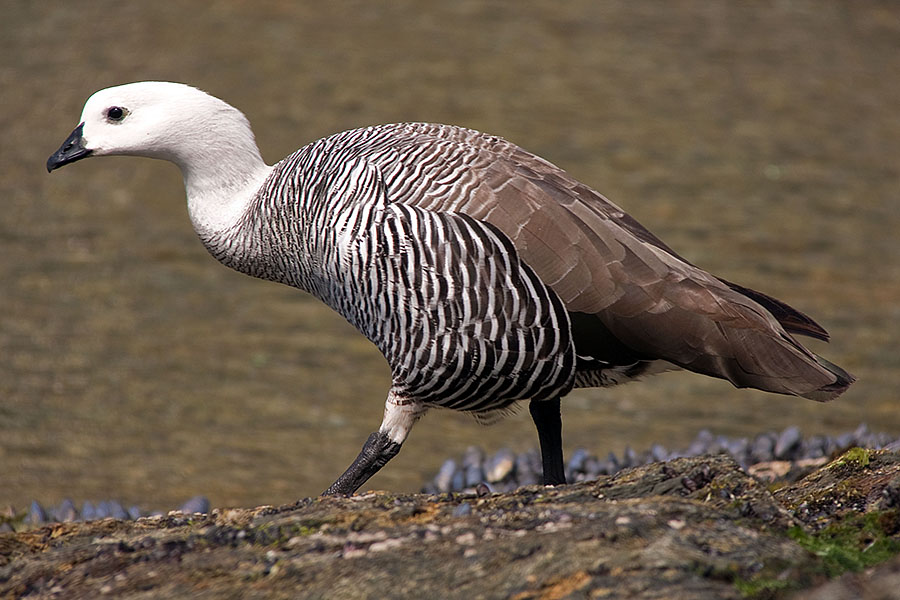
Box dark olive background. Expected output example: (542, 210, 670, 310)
(2, 1, 897, 509)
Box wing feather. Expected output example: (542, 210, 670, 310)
(360, 124, 850, 399)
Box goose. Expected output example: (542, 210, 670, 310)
(47, 81, 854, 496)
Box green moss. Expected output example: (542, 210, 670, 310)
(733, 510, 900, 597)
(249, 518, 329, 545)
(788, 510, 900, 577)
(829, 447, 872, 469)
(733, 575, 795, 598)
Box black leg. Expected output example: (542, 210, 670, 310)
(322, 431, 402, 496)
(529, 397, 566, 485)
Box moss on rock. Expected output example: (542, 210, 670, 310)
(3, 453, 900, 599)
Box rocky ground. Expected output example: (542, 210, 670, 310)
(12, 424, 896, 528)
(3, 447, 900, 599)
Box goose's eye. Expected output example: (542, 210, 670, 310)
(106, 106, 126, 122)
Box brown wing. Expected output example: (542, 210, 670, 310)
(370, 124, 853, 400)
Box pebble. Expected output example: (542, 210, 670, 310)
(26, 501, 47, 525)
(686, 429, 714, 456)
(484, 448, 516, 483)
(566, 448, 589, 475)
(10, 423, 900, 528)
(179, 496, 211, 515)
(836, 432, 855, 449)
(8, 496, 210, 529)
(461, 446, 485, 469)
(450, 468, 465, 492)
(582, 457, 602, 479)
(81, 501, 96, 521)
(53, 499, 77, 523)
(774, 425, 802, 459)
(650, 444, 670, 463)
(462, 446, 486, 488)
(604, 452, 620, 473)
(464, 463, 485, 488)
(623, 446, 639, 468)
(434, 459, 458, 493)
(515, 452, 539, 487)
(422, 423, 900, 494)
(751, 434, 775, 463)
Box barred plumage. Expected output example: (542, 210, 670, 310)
(49, 82, 855, 496)
(211, 137, 576, 415)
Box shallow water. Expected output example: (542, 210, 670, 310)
(2, 1, 898, 510)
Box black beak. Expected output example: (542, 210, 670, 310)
(47, 123, 92, 172)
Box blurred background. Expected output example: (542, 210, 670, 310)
(2, 1, 898, 510)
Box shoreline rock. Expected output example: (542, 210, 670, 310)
(7, 424, 897, 531)
(3, 449, 900, 599)
(424, 423, 898, 494)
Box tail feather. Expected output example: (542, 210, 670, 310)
(801, 354, 856, 402)
(714, 279, 854, 402)
(719, 278, 831, 342)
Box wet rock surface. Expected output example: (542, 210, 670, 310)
(3, 450, 900, 599)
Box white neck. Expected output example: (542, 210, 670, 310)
(159, 102, 273, 237)
(184, 152, 273, 238)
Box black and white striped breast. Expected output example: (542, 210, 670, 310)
(214, 146, 577, 413)
(316, 159, 577, 411)
(361, 203, 576, 410)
